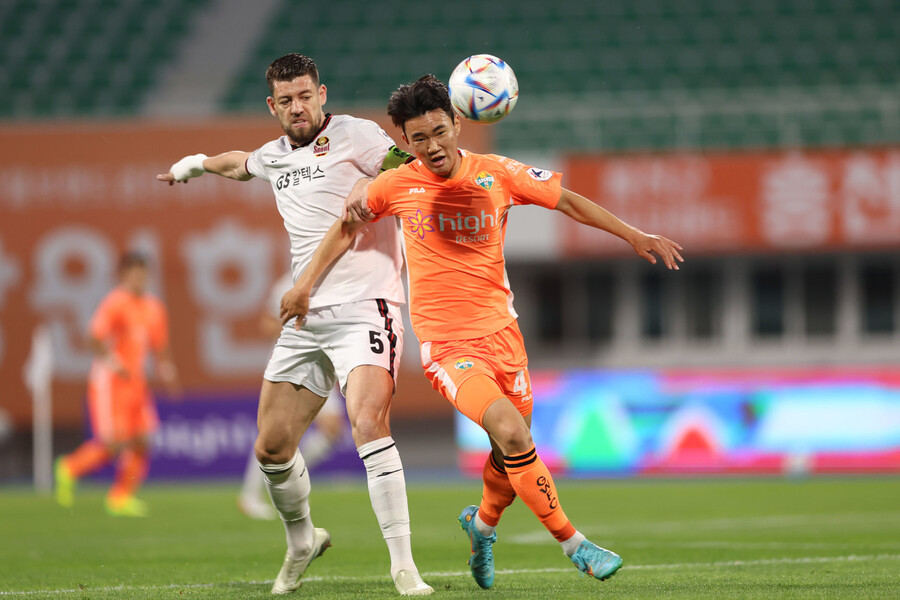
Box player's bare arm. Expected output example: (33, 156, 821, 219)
(555, 187, 684, 270)
(155, 346, 181, 396)
(279, 218, 367, 327)
(343, 177, 376, 222)
(88, 336, 129, 378)
(156, 151, 252, 185)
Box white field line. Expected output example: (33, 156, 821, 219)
(508, 511, 900, 544)
(2, 554, 899, 596)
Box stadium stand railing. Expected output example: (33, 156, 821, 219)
(0, 0, 209, 119)
(219, 0, 900, 153)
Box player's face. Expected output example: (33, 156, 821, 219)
(120, 265, 148, 295)
(402, 109, 462, 178)
(267, 75, 327, 146)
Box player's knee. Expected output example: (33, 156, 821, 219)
(254, 437, 294, 465)
(493, 422, 533, 455)
(348, 404, 390, 445)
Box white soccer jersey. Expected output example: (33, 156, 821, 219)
(246, 114, 405, 309)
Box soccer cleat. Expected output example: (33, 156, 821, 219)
(457, 505, 496, 589)
(237, 495, 277, 521)
(570, 539, 623, 581)
(54, 458, 75, 507)
(392, 569, 434, 596)
(105, 495, 149, 517)
(271, 527, 331, 594)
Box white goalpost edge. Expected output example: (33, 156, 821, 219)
(24, 324, 54, 493)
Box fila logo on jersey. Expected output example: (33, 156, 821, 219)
(527, 167, 552, 181)
(474, 171, 495, 190)
(454, 358, 475, 370)
(408, 187, 426, 194)
(313, 136, 330, 157)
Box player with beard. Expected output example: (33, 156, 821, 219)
(156, 54, 432, 596)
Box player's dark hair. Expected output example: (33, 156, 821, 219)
(387, 74, 455, 131)
(118, 252, 147, 272)
(265, 53, 320, 93)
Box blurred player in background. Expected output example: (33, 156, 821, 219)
(287, 75, 684, 588)
(238, 271, 348, 521)
(55, 252, 178, 517)
(156, 54, 432, 595)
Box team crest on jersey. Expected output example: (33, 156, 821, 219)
(454, 358, 475, 371)
(313, 136, 330, 157)
(474, 171, 495, 190)
(527, 167, 552, 181)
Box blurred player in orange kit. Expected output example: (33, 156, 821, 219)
(286, 75, 684, 588)
(55, 252, 178, 517)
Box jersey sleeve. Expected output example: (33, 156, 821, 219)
(88, 293, 118, 340)
(245, 147, 268, 181)
(496, 155, 562, 209)
(365, 170, 396, 221)
(351, 120, 398, 177)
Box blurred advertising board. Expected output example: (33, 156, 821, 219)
(0, 116, 480, 429)
(456, 367, 900, 477)
(563, 148, 900, 256)
(84, 393, 359, 480)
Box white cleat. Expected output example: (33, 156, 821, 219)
(237, 495, 277, 521)
(393, 569, 434, 596)
(271, 527, 331, 594)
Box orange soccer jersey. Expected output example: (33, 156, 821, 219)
(87, 287, 168, 442)
(367, 151, 562, 342)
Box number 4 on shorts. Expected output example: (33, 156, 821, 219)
(513, 370, 528, 396)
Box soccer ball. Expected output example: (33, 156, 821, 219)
(448, 54, 519, 124)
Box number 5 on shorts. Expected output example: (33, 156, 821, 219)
(369, 331, 384, 354)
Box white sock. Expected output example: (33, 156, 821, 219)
(474, 512, 495, 537)
(260, 450, 314, 559)
(240, 450, 267, 502)
(561, 530, 587, 557)
(358, 437, 416, 577)
(299, 427, 335, 468)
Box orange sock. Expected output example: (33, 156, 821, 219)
(478, 452, 516, 527)
(504, 445, 576, 542)
(109, 448, 150, 500)
(63, 440, 111, 479)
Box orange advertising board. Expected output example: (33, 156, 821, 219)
(562, 149, 900, 256)
(0, 113, 484, 427)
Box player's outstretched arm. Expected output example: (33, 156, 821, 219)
(280, 217, 368, 327)
(555, 187, 684, 270)
(154, 346, 181, 397)
(156, 151, 252, 185)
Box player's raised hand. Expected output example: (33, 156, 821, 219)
(155, 154, 208, 186)
(343, 177, 375, 223)
(631, 232, 684, 270)
(280, 285, 310, 330)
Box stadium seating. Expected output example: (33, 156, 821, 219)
(0, 0, 208, 119)
(221, 0, 900, 152)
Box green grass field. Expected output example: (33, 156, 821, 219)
(1, 477, 898, 599)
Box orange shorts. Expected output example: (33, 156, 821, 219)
(420, 321, 533, 425)
(87, 364, 158, 444)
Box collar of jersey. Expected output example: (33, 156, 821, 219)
(416, 149, 468, 185)
(289, 113, 333, 149)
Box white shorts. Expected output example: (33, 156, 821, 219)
(263, 299, 403, 397)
